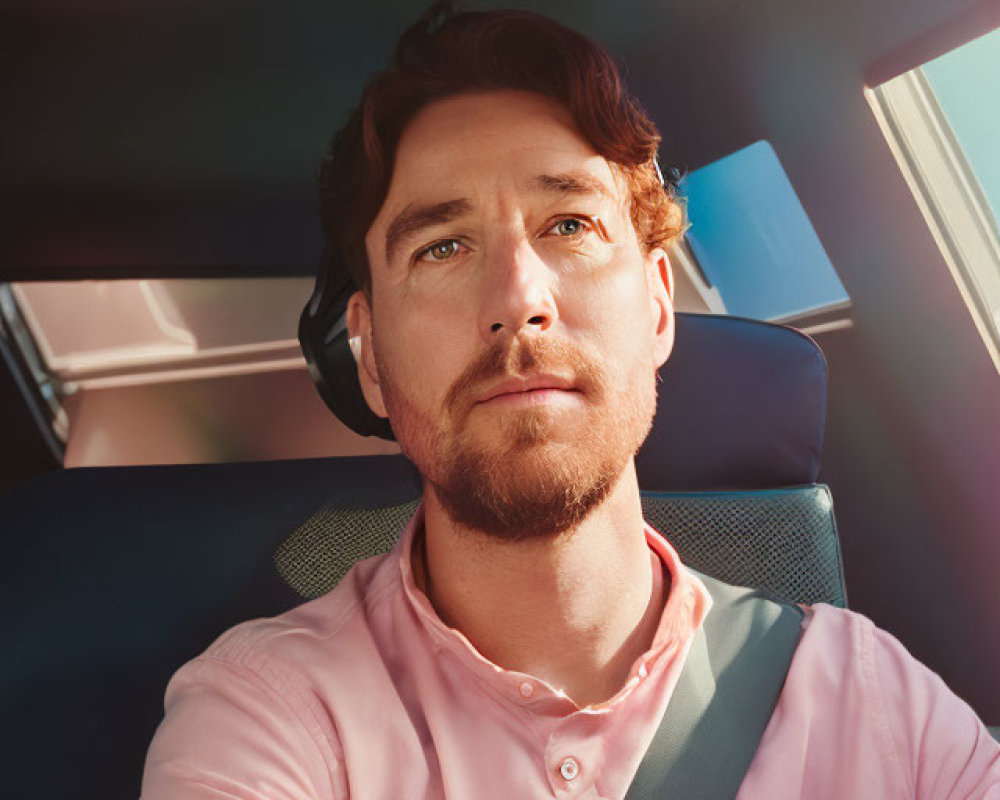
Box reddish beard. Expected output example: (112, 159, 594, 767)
(378, 335, 656, 541)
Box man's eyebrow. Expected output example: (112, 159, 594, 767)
(384, 198, 473, 263)
(533, 171, 616, 201)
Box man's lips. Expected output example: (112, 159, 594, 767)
(475, 374, 582, 407)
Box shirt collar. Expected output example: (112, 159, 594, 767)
(396, 503, 712, 710)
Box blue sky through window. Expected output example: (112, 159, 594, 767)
(922, 28, 1000, 227)
(681, 140, 849, 321)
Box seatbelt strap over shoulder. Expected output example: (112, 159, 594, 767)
(626, 572, 804, 800)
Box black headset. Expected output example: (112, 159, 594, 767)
(298, 257, 396, 441)
(299, 159, 679, 441)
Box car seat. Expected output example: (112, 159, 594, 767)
(0, 312, 845, 798)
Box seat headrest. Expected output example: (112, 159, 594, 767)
(637, 313, 827, 491)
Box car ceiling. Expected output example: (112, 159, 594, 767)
(2, 0, 995, 278)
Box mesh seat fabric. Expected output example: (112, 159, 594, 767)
(275, 485, 845, 607)
(275, 498, 421, 600)
(641, 487, 845, 607)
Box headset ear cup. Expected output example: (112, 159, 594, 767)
(299, 282, 396, 441)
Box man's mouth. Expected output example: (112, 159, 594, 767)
(475, 374, 582, 408)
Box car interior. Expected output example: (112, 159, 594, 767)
(2, 0, 999, 796)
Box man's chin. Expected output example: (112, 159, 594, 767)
(465, 407, 584, 449)
(430, 439, 626, 542)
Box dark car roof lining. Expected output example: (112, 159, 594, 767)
(2, 0, 998, 281)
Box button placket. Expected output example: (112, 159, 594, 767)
(546, 722, 595, 795)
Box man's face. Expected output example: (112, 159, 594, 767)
(351, 90, 674, 538)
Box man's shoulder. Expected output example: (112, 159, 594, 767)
(789, 602, 997, 747)
(144, 551, 408, 798)
(772, 604, 1000, 795)
(193, 549, 400, 678)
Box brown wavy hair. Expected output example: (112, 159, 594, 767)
(319, 2, 684, 293)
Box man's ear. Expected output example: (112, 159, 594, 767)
(346, 290, 389, 419)
(646, 248, 675, 368)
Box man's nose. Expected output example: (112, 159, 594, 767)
(477, 236, 558, 341)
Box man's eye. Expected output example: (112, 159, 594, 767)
(550, 217, 590, 237)
(418, 240, 461, 262)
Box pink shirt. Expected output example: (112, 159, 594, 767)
(142, 509, 1000, 799)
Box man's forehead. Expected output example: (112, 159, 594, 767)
(383, 157, 620, 209)
(367, 92, 623, 229)
(397, 89, 589, 159)
(390, 165, 618, 215)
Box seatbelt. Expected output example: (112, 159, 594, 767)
(626, 572, 804, 800)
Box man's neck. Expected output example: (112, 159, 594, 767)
(417, 461, 668, 708)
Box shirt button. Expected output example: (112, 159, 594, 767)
(518, 681, 535, 699)
(559, 757, 580, 781)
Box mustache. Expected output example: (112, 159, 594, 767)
(445, 335, 605, 417)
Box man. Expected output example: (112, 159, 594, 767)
(142, 4, 1000, 798)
